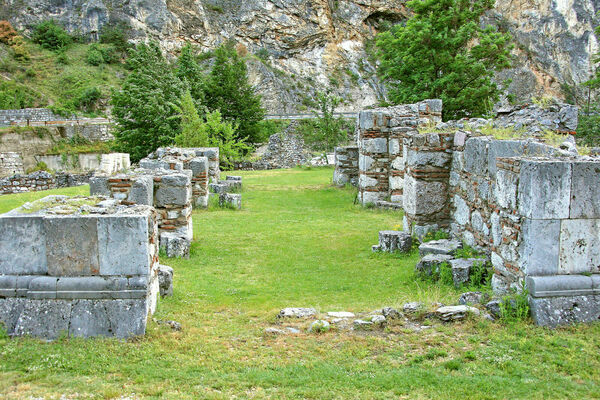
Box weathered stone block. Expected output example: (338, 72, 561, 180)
(419, 239, 462, 256)
(128, 176, 153, 206)
(529, 294, 600, 327)
(495, 167, 519, 209)
(405, 150, 451, 168)
(97, 216, 151, 276)
(45, 216, 99, 276)
(0, 216, 47, 275)
(453, 195, 469, 226)
(158, 264, 174, 297)
(558, 219, 600, 275)
(415, 254, 453, 275)
(160, 232, 190, 259)
(362, 138, 388, 154)
(487, 140, 524, 175)
(520, 218, 560, 276)
(0, 297, 26, 334)
(14, 300, 72, 339)
(463, 137, 489, 176)
(377, 231, 412, 253)
(518, 160, 571, 219)
(219, 193, 242, 210)
(403, 176, 448, 216)
(88, 177, 110, 196)
(155, 182, 191, 207)
(569, 161, 600, 219)
(189, 157, 209, 176)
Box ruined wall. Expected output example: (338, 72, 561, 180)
(333, 145, 359, 186)
(36, 153, 130, 175)
(0, 170, 93, 195)
(0, 197, 160, 339)
(0, 152, 24, 177)
(0, 108, 61, 126)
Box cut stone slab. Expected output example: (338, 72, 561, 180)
(0, 298, 26, 335)
(418, 239, 462, 257)
(371, 315, 386, 325)
(278, 308, 316, 318)
(14, 300, 72, 340)
(449, 258, 486, 287)
(69, 299, 113, 338)
(403, 302, 424, 313)
(377, 231, 412, 253)
(485, 300, 502, 319)
(0, 216, 47, 275)
(327, 311, 355, 318)
(435, 305, 480, 322)
(382, 307, 402, 319)
(415, 254, 453, 276)
(219, 193, 242, 210)
(458, 292, 487, 305)
(158, 265, 174, 297)
(98, 215, 151, 276)
(309, 320, 330, 333)
(353, 319, 373, 328)
(160, 233, 190, 259)
(530, 295, 600, 327)
(44, 216, 99, 276)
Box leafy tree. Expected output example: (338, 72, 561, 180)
(203, 43, 265, 143)
(303, 91, 350, 151)
(376, 0, 512, 120)
(31, 20, 72, 51)
(176, 43, 205, 107)
(173, 90, 251, 170)
(111, 42, 184, 162)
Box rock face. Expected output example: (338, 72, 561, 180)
(2, 1, 597, 111)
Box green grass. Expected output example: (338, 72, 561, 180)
(0, 168, 599, 399)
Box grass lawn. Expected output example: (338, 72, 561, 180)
(0, 167, 599, 399)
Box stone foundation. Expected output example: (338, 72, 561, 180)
(0, 171, 93, 195)
(0, 196, 159, 339)
(0, 152, 24, 177)
(333, 146, 359, 186)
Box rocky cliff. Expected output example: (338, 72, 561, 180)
(1, 0, 597, 112)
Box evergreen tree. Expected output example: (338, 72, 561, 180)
(376, 0, 512, 120)
(111, 42, 184, 162)
(176, 43, 205, 107)
(203, 43, 265, 143)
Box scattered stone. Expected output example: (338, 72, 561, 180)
(156, 320, 182, 331)
(415, 254, 453, 275)
(382, 307, 402, 319)
(435, 305, 480, 322)
(278, 308, 316, 318)
(371, 315, 386, 325)
(371, 245, 381, 252)
(448, 258, 483, 287)
(327, 311, 355, 318)
(353, 319, 373, 328)
(157, 265, 174, 297)
(265, 327, 286, 335)
(485, 300, 502, 319)
(458, 291, 487, 305)
(403, 302, 424, 314)
(286, 327, 301, 334)
(309, 320, 330, 333)
(219, 193, 242, 210)
(377, 231, 413, 253)
(418, 239, 462, 257)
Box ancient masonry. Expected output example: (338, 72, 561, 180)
(332, 146, 359, 186)
(90, 168, 194, 258)
(338, 100, 600, 327)
(0, 196, 161, 339)
(0, 171, 94, 195)
(0, 152, 24, 176)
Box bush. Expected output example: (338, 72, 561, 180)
(499, 289, 530, 322)
(31, 20, 73, 51)
(0, 81, 40, 109)
(72, 87, 102, 112)
(100, 22, 131, 53)
(86, 44, 104, 66)
(577, 111, 600, 146)
(0, 20, 17, 45)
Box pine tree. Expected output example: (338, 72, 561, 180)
(111, 42, 184, 162)
(376, 0, 512, 120)
(203, 43, 265, 143)
(176, 43, 205, 107)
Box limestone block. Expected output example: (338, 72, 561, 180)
(219, 193, 242, 210)
(449, 258, 483, 287)
(189, 157, 209, 177)
(128, 176, 154, 206)
(558, 219, 600, 275)
(160, 232, 190, 259)
(358, 174, 378, 190)
(209, 183, 228, 194)
(195, 194, 209, 208)
(403, 175, 448, 216)
(454, 131, 467, 148)
(470, 211, 488, 236)
(69, 299, 114, 337)
(155, 182, 191, 207)
(491, 212, 501, 246)
(529, 295, 600, 327)
(389, 138, 401, 155)
(161, 173, 191, 187)
(405, 149, 451, 168)
(569, 161, 600, 218)
(527, 275, 594, 298)
(358, 154, 374, 173)
(390, 156, 404, 170)
(158, 264, 174, 297)
(415, 254, 453, 275)
(518, 160, 571, 219)
(104, 299, 148, 338)
(389, 175, 403, 191)
(390, 194, 403, 203)
(359, 110, 374, 130)
(14, 300, 72, 340)
(97, 215, 151, 276)
(463, 137, 489, 176)
(487, 140, 524, 175)
(0, 216, 47, 275)
(0, 298, 26, 335)
(362, 138, 388, 154)
(419, 239, 462, 256)
(495, 168, 519, 209)
(453, 195, 470, 226)
(89, 177, 110, 196)
(377, 231, 412, 253)
(360, 191, 382, 205)
(520, 218, 560, 276)
(44, 216, 99, 276)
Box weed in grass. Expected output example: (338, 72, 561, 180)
(420, 229, 450, 242)
(500, 289, 531, 322)
(443, 358, 463, 371)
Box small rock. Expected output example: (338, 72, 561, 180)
(418, 239, 462, 257)
(157, 320, 182, 331)
(377, 230, 413, 253)
(371, 315, 386, 325)
(415, 254, 453, 276)
(372, 245, 381, 252)
(327, 311, 355, 318)
(265, 327, 286, 335)
(382, 307, 402, 319)
(286, 327, 301, 334)
(435, 305, 480, 322)
(458, 291, 487, 305)
(157, 264, 174, 297)
(309, 320, 330, 333)
(278, 308, 316, 318)
(353, 319, 373, 328)
(403, 302, 423, 313)
(485, 300, 502, 319)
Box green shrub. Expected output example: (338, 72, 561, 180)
(0, 81, 41, 109)
(86, 44, 104, 66)
(577, 111, 600, 146)
(26, 161, 49, 174)
(499, 289, 530, 322)
(100, 22, 131, 53)
(56, 49, 69, 65)
(72, 87, 102, 112)
(420, 230, 450, 243)
(31, 20, 73, 51)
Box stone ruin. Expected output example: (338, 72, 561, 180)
(332, 145, 359, 186)
(0, 195, 162, 339)
(337, 100, 600, 327)
(90, 168, 195, 258)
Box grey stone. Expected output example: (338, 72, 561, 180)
(519, 218, 561, 276)
(0, 297, 26, 334)
(435, 305, 480, 321)
(418, 239, 462, 257)
(569, 161, 600, 218)
(362, 138, 388, 154)
(371, 315, 386, 325)
(458, 291, 487, 305)
(529, 295, 600, 327)
(485, 300, 502, 319)
(265, 327, 286, 335)
(128, 176, 154, 206)
(104, 299, 148, 338)
(89, 177, 110, 196)
(68, 299, 113, 338)
(527, 275, 595, 298)
(377, 231, 412, 253)
(226, 176, 242, 181)
(209, 183, 228, 194)
(453, 195, 470, 226)
(403, 176, 448, 216)
(189, 157, 209, 176)
(403, 302, 424, 313)
(44, 216, 99, 276)
(415, 254, 453, 275)
(327, 311, 355, 318)
(161, 173, 191, 187)
(0, 275, 17, 297)
(97, 215, 151, 276)
(278, 308, 316, 318)
(0, 216, 47, 275)
(449, 258, 479, 286)
(14, 300, 72, 339)
(353, 319, 373, 328)
(382, 307, 402, 319)
(158, 264, 174, 297)
(155, 183, 191, 207)
(518, 160, 572, 219)
(463, 137, 489, 176)
(405, 149, 451, 168)
(160, 232, 190, 259)
(219, 193, 242, 210)
(157, 319, 182, 331)
(487, 140, 524, 175)
(309, 320, 330, 333)
(558, 219, 600, 275)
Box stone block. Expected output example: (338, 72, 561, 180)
(389, 175, 403, 191)
(155, 183, 191, 207)
(69, 299, 114, 337)
(453, 195, 469, 226)
(362, 138, 388, 154)
(209, 183, 228, 194)
(558, 219, 600, 275)
(0, 297, 26, 334)
(418, 239, 462, 257)
(529, 295, 600, 327)
(44, 216, 99, 276)
(519, 218, 560, 276)
(158, 264, 174, 297)
(0, 216, 47, 275)
(226, 176, 242, 182)
(377, 231, 412, 253)
(415, 254, 453, 275)
(161, 173, 191, 187)
(104, 299, 148, 338)
(487, 140, 524, 176)
(189, 157, 209, 176)
(518, 160, 571, 219)
(219, 193, 242, 210)
(405, 149, 451, 168)
(403, 176, 448, 216)
(89, 177, 110, 196)
(14, 300, 72, 340)
(128, 176, 153, 206)
(569, 161, 600, 218)
(463, 137, 489, 176)
(495, 168, 519, 209)
(160, 232, 190, 259)
(97, 215, 151, 276)
(360, 191, 383, 205)
(527, 275, 594, 298)
(449, 258, 485, 287)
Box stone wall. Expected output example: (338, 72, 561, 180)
(0, 171, 93, 195)
(0, 108, 62, 126)
(333, 146, 359, 186)
(0, 196, 160, 339)
(36, 153, 130, 175)
(0, 152, 24, 177)
(90, 169, 194, 258)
